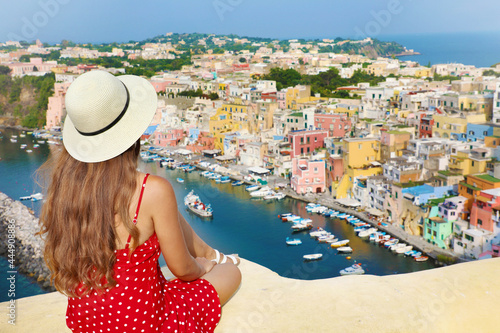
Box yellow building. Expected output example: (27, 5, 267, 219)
(432, 113, 486, 140)
(414, 67, 432, 78)
(449, 150, 489, 176)
(285, 85, 315, 110)
(336, 138, 383, 199)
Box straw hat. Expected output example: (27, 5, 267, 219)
(63, 70, 157, 163)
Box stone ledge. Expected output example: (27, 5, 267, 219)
(1, 258, 499, 332)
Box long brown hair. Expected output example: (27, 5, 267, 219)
(38, 140, 141, 297)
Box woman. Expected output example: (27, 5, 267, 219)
(38, 71, 241, 332)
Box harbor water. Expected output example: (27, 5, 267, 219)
(0, 128, 435, 301)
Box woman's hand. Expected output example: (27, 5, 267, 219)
(195, 257, 216, 275)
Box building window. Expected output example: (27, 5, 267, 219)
(478, 219, 483, 226)
(307, 137, 310, 144)
(301, 138, 304, 144)
(359, 144, 362, 149)
(301, 148, 304, 154)
(307, 147, 310, 153)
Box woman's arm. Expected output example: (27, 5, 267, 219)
(146, 175, 213, 281)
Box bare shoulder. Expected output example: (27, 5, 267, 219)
(144, 175, 177, 203)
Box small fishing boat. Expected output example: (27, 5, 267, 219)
(20, 144, 27, 149)
(26, 149, 33, 153)
(264, 192, 286, 200)
(309, 227, 329, 238)
(19, 133, 26, 138)
(396, 245, 413, 254)
(291, 222, 313, 232)
(231, 180, 243, 186)
(218, 176, 231, 183)
(337, 246, 353, 253)
(10, 139, 17, 143)
(285, 237, 302, 246)
(184, 190, 213, 217)
(404, 250, 417, 256)
(411, 252, 422, 258)
(176, 178, 184, 183)
(20, 193, 44, 201)
(415, 256, 429, 262)
(303, 253, 323, 261)
(250, 186, 272, 197)
(340, 263, 365, 276)
(184, 165, 196, 172)
(33, 144, 40, 148)
(331, 239, 350, 248)
(317, 234, 336, 243)
(358, 227, 377, 238)
(245, 184, 260, 192)
(37, 140, 45, 144)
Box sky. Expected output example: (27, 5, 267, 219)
(1, 0, 500, 44)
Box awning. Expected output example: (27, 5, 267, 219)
(366, 207, 384, 216)
(335, 198, 361, 207)
(248, 166, 271, 175)
(370, 161, 382, 166)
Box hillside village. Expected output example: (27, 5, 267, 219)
(2, 33, 500, 261)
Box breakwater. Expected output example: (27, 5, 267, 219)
(0, 192, 54, 291)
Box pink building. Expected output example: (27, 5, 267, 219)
(46, 82, 71, 129)
(313, 113, 352, 138)
(287, 130, 329, 158)
(277, 90, 286, 109)
(470, 188, 500, 233)
(291, 158, 326, 194)
(153, 128, 185, 147)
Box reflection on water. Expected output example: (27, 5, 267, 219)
(139, 160, 436, 280)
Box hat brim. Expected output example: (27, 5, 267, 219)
(63, 75, 157, 163)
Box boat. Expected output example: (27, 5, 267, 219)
(263, 192, 286, 200)
(411, 251, 422, 258)
(285, 237, 302, 246)
(10, 139, 17, 143)
(291, 222, 313, 232)
(358, 227, 377, 238)
(20, 193, 44, 201)
(396, 245, 413, 254)
(26, 149, 33, 153)
(390, 243, 407, 252)
(303, 253, 323, 261)
(184, 190, 213, 217)
(37, 140, 45, 144)
(245, 184, 260, 192)
(218, 176, 231, 183)
(339, 263, 365, 276)
(20, 144, 27, 149)
(201, 170, 211, 177)
(331, 239, 350, 248)
(231, 180, 243, 186)
(317, 234, 336, 243)
(415, 256, 429, 262)
(309, 227, 329, 238)
(249, 186, 272, 197)
(19, 133, 26, 138)
(176, 178, 184, 183)
(404, 250, 417, 256)
(184, 165, 196, 172)
(33, 144, 40, 148)
(337, 246, 353, 253)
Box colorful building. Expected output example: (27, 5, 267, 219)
(291, 158, 326, 194)
(424, 196, 466, 249)
(46, 82, 71, 130)
(313, 113, 352, 138)
(287, 130, 329, 158)
(458, 174, 500, 219)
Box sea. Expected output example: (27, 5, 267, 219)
(381, 31, 500, 68)
(0, 128, 435, 302)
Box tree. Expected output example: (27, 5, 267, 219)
(0, 66, 11, 75)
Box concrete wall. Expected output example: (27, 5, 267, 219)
(2, 258, 499, 333)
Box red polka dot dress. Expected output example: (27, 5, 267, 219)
(66, 174, 221, 332)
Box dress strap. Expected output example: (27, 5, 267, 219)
(125, 173, 149, 248)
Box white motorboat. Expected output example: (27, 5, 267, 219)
(245, 184, 260, 192)
(358, 227, 377, 238)
(309, 227, 329, 238)
(340, 263, 365, 276)
(396, 245, 413, 254)
(249, 186, 272, 197)
(264, 192, 286, 200)
(303, 253, 323, 261)
(331, 239, 350, 248)
(390, 243, 407, 252)
(337, 246, 353, 253)
(286, 237, 302, 246)
(184, 190, 213, 217)
(317, 234, 336, 243)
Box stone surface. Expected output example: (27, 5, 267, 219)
(1, 258, 499, 332)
